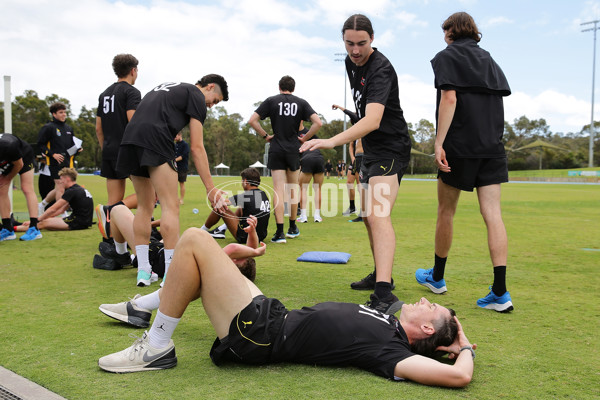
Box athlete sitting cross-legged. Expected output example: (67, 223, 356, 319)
(98, 228, 476, 387)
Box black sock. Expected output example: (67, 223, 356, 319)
(29, 218, 38, 229)
(492, 266, 507, 296)
(432, 254, 447, 281)
(349, 200, 355, 209)
(289, 219, 296, 229)
(2, 218, 11, 231)
(276, 223, 283, 234)
(374, 281, 392, 299)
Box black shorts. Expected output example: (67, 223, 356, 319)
(177, 170, 188, 183)
(63, 215, 91, 230)
(353, 154, 363, 176)
(300, 157, 325, 174)
(17, 144, 35, 175)
(209, 295, 288, 366)
(116, 145, 176, 178)
(49, 162, 69, 179)
(100, 159, 129, 180)
(268, 151, 300, 171)
(438, 157, 508, 192)
(359, 157, 408, 184)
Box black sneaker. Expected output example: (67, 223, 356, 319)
(349, 216, 363, 222)
(99, 241, 132, 266)
(366, 293, 404, 315)
(350, 272, 395, 290)
(208, 227, 226, 239)
(286, 226, 300, 238)
(342, 207, 356, 216)
(271, 231, 287, 243)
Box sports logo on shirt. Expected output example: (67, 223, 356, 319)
(361, 77, 366, 86)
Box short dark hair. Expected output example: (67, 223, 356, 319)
(49, 102, 66, 114)
(237, 258, 256, 282)
(197, 74, 229, 102)
(241, 168, 261, 186)
(442, 12, 481, 43)
(278, 75, 295, 92)
(342, 14, 374, 37)
(112, 54, 138, 78)
(410, 308, 458, 358)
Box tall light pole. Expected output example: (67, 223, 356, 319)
(582, 20, 600, 168)
(334, 53, 348, 163)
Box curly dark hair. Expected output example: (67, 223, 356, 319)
(241, 168, 261, 187)
(112, 54, 138, 78)
(442, 12, 481, 43)
(237, 258, 256, 282)
(197, 74, 229, 102)
(49, 102, 66, 114)
(410, 308, 458, 358)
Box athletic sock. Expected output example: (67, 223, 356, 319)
(299, 208, 307, 217)
(2, 218, 12, 231)
(349, 200, 355, 210)
(29, 218, 38, 229)
(374, 281, 392, 300)
(432, 254, 447, 282)
(163, 248, 174, 278)
(276, 223, 283, 234)
(148, 310, 180, 349)
(314, 209, 321, 218)
(135, 245, 151, 274)
(115, 240, 128, 255)
(200, 225, 209, 231)
(491, 266, 507, 296)
(217, 223, 227, 231)
(289, 219, 296, 229)
(135, 289, 161, 311)
(41, 199, 48, 207)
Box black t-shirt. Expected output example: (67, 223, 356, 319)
(345, 49, 411, 162)
(272, 302, 414, 380)
(174, 140, 190, 172)
(431, 38, 511, 158)
(96, 81, 141, 160)
(121, 82, 207, 159)
(62, 183, 93, 226)
(230, 188, 270, 241)
(298, 129, 323, 162)
(254, 94, 316, 154)
(0, 134, 28, 175)
(37, 118, 75, 167)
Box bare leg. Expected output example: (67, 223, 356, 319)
(286, 169, 300, 221)
(106, 178, 126, 205)
(271, 169, 287, 224)
(130, 176, 155, 248)
(298, 172, 312, 210)
(20, 170, 38, 219)
(159, 229, 262, 338)
(149, 163, 180, 249)
(313, 173, 324, 210)
(435, 179, 461, 258)
(476, 184, 507, 266)
(110, 205, 135, 246)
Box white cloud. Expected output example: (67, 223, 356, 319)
(482, 16, 514, 28)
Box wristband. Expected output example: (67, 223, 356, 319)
(263, 135, 267, 140)
(460, 346, 475, 359)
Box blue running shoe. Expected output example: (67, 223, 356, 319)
(19, 227, 42, 241)
(415, 268, 447, 294)
(137, 270, 152, 287)
(0, 228, 16, 241)
(477, 287, 514, 312)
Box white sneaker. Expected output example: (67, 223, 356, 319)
(314, 215, 322, 223)
(296, 215, 308, 223)
(99, 294, 152, 328)
(98, 332, 177, 373)
(151, 272, 159, 283)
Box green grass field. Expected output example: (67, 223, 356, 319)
(1, 174, 599, 399)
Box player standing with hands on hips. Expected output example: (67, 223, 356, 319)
(414, 12, 513, 313)
(301, 14, 412, 314)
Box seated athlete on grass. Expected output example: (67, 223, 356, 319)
(98, 215, 265, 328)
(99, 228, 476, 387)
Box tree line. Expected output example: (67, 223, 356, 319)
(1, 90, 598, 175)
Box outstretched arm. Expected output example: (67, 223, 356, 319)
(223, 216, 266, 259)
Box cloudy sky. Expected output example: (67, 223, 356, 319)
(2, 0, 600, 135)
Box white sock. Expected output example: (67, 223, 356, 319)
(134, 290, 161, 311)
(163, 248, 174, 278)
(41, 199, 48, 206)
(315, 209, 321, 218)
(218, 223, 227, 231)
(135, 245, 151, 274)
(148, 310, 179, 349)
(200, 225, 209, 231)
(115, 240, 128, 255)
(300, 209, 307, 217)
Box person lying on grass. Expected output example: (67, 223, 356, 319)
(99, 228, 475, 387)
